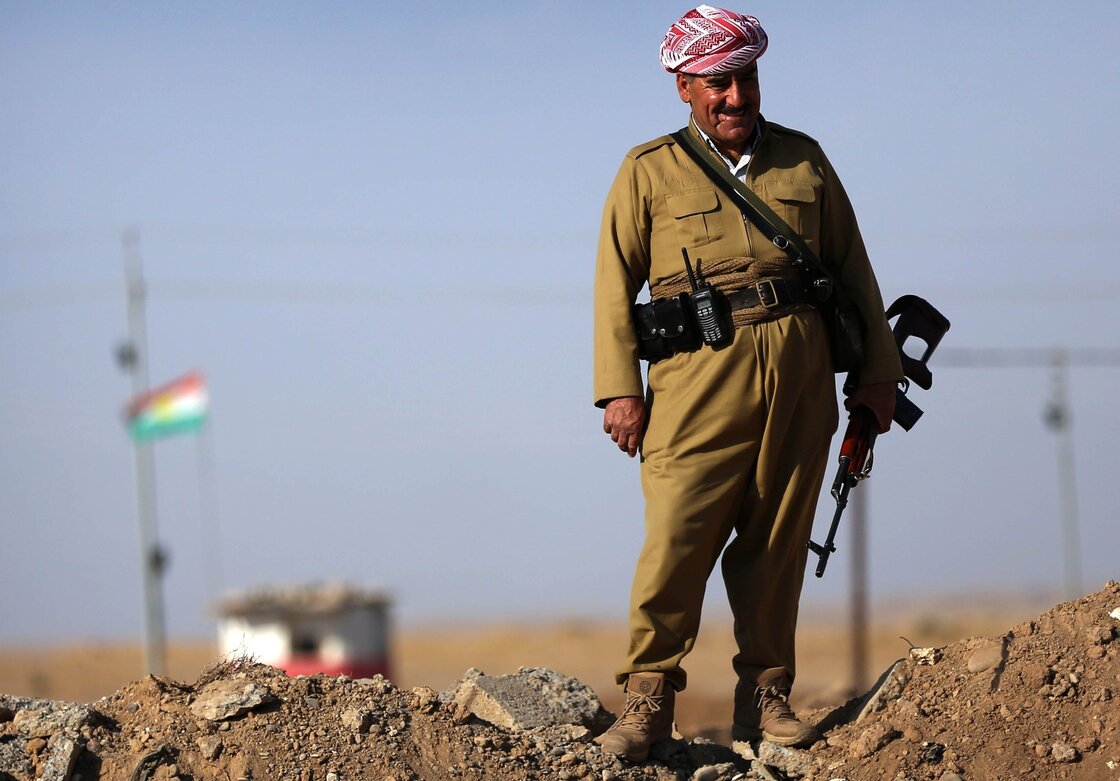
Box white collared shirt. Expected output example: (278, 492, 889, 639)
(693, 117, 764, 182)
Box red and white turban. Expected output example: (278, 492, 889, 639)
(660, 5, 768, 75)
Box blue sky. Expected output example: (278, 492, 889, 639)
(2, 1, 1118, 643)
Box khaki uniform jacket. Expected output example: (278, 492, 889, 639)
(593, 118, 903, 407)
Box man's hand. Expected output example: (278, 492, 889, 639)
(603, 396, 646, 458)
(844, 381, 897, 434)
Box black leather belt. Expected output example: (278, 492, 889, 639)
(724, 278, 814, 312)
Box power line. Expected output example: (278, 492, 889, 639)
(0, 280, 590, 310)
(937, 347, 1120, 368)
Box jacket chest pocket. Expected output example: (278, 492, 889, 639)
(665, 188, 723, 248)
(766, 180, 820, 248)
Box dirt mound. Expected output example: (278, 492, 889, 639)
(798, 580, 1120, 781)
(2, 582, 1118, 781)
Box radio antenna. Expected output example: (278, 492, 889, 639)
(681, 248, 701, 293)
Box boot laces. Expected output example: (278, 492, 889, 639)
(614, 691, 662, 728)
(755, 684, 795, 720)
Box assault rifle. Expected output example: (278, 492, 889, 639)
(808, 295, 950, 578)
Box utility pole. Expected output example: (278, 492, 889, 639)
(936, 347, 1120, 601)
(848, 487, 869, 693)
(116, 226, 166, 675)
(1044, 349, 1082, 600)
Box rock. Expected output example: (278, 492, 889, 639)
(10, 701, 92, 738)
(757, 742, 817, 778)
(196, 735, 223, 760)
(410, 686, 439, 713)
(848, 723, 901, 759)
(355, 675, 395, 694)
(731, 738, 758, 761)
(531, 723, 589, 742)
(1051, 742, 1080, 763)
(1, 700, 89, 781)
(918, 742, 944, 764)
(1110, 607, 1120, 621)
(340, 707, 373, 733)
(188, 679, 274, 721)
(39, 737, 81, 781)
(856, 661, 910, 721)
(1075, 736, 1099, 752)
(25, 737, 48, 755)
(1089, 625, 1114, 644)
(445, 667, 612, 731)
(909, 647, 942, 665)
(0, 693, 46, 719)
(966, 640, 1006, 673)
(750, 761, 783, 781)
(690, 763, 739, 781)
(0, 738, 33, 778)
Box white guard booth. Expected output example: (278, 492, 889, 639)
(216, 582, 391, 679)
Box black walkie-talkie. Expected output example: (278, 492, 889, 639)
(682, 248, 728, 346)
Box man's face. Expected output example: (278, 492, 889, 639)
(676, 63, 761, 158)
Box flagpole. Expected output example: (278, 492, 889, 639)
(120, 226, 167, 676)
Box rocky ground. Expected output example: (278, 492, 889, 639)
(2, 582, 1118, 781)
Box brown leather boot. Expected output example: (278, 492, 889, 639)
(594, 672, 675, 762)
(751, 667, 820, 748)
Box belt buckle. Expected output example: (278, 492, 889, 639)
(755, 279, 779, 308)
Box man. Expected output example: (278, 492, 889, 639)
(592, 6, 903, 761)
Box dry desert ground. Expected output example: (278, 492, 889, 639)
(0, 595, 1050, 738)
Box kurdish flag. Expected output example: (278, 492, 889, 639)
(125, 371, 208, 441)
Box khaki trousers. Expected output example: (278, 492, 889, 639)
(618, 311, 838, 706)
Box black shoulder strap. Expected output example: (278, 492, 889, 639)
(670, 127, 840, 291)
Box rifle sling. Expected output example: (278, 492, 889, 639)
(669, 127, 842, 295)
